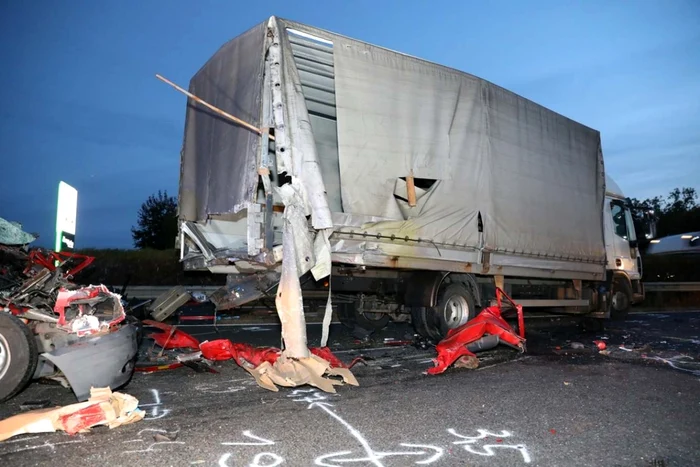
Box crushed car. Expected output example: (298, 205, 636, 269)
(0, 217, 138, 402)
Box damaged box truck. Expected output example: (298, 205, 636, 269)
(175, 17, 656, 345)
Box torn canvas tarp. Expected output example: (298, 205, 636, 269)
(0, 387, 144, 441)
(179, 16, 606, 265)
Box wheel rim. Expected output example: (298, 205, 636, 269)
(0, 334, 10, 381)
(443, 294, 470, 328)
(612, 291, 629, 311)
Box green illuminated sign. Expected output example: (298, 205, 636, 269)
(55, 181, 78, 252)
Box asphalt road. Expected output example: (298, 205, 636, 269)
(1, 311, 699, 467)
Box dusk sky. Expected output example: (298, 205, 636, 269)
(1, 1, 698, 249)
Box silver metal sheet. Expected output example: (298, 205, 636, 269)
(42, 324, 138, 401)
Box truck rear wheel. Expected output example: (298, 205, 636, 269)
(0, 313, 38, 402)
(412, 282, 476, 341)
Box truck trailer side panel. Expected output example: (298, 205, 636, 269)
(178, 17, 607, 282)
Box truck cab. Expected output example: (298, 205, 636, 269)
(603, 175, 648, 315)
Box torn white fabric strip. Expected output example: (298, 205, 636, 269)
(313, 228, 334, 347)
(320, 276, 332, 348)
(274, 207, 309, 358)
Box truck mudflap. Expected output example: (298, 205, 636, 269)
(427, 288, 526, 375)
(42, 323, 138, 401)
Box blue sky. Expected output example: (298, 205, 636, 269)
(1, 1, 698, 248)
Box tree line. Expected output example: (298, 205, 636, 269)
(630, 187, 700, 245)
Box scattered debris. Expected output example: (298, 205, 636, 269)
(199, 339, 359, 392)
(427, 288, 525, 375)
(593, 340, 607, 350)
(141, 324, 359, 393)
(149, 286, 191, 322)
(571, 342, 585, 350)
(563, 381, 571, 386)
(383, 338, 414, 347)
(1, 243, 138, 401)
(599, 349, 611, 356)
(0, 387, 143, 441)
(143, 320, 200, 350)
(619, 346, 634, 352)
(153, 431, 179, 442)
(53, 284, 126, 336)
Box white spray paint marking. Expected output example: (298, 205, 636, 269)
(1, 440, 82, 454)
(2, 436, 40, 444)
(221, 430, 276, 446)
(123, 441, 186, 455)
(139, 388, 171, 420)
(286, 390, 443, 466)
(219, 431, 283, 466)
(195, 383, 247, 394)
(251, 452, 285, 466)
(219, 451, 284, 467)
(646, 355, 700, 377)
(315, 444, 443, 466)
(448, 428, 531, 463)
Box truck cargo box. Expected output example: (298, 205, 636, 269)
(177, 17, 606, 283)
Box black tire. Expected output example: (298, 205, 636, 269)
(0, 313, 38, 402)
(611, 276, 632, 320)
(412, 282, 476, 341)
(337, 302, 390, 331)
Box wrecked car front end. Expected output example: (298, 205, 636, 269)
(1, 237, 138, 402)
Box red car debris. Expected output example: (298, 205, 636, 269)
(427, 288, 526, 375)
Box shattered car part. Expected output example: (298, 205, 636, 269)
(53, 284, 126, 336)
(1, 244, 138, 401)
(0, 387, 144, 441)
(428, 288, 526, 375)
(42, 323, 138, 401)
(149, 285, 191, 321)
(198, 339, 359, 392)
(209, 272, 280, 311)
(140, 321, 358, 393)
(143, 320, 200, 350)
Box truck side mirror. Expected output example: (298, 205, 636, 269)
(642, 210, 657, 240)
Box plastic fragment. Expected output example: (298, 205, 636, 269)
(143, 320, 201, 350)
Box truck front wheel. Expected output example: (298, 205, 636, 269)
(611, 276, 632, 320)
(0, 313, 38, 402)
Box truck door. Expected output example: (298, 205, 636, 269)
(609, 200, 638, 276)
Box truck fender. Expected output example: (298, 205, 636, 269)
(403, 272, 480, 308)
